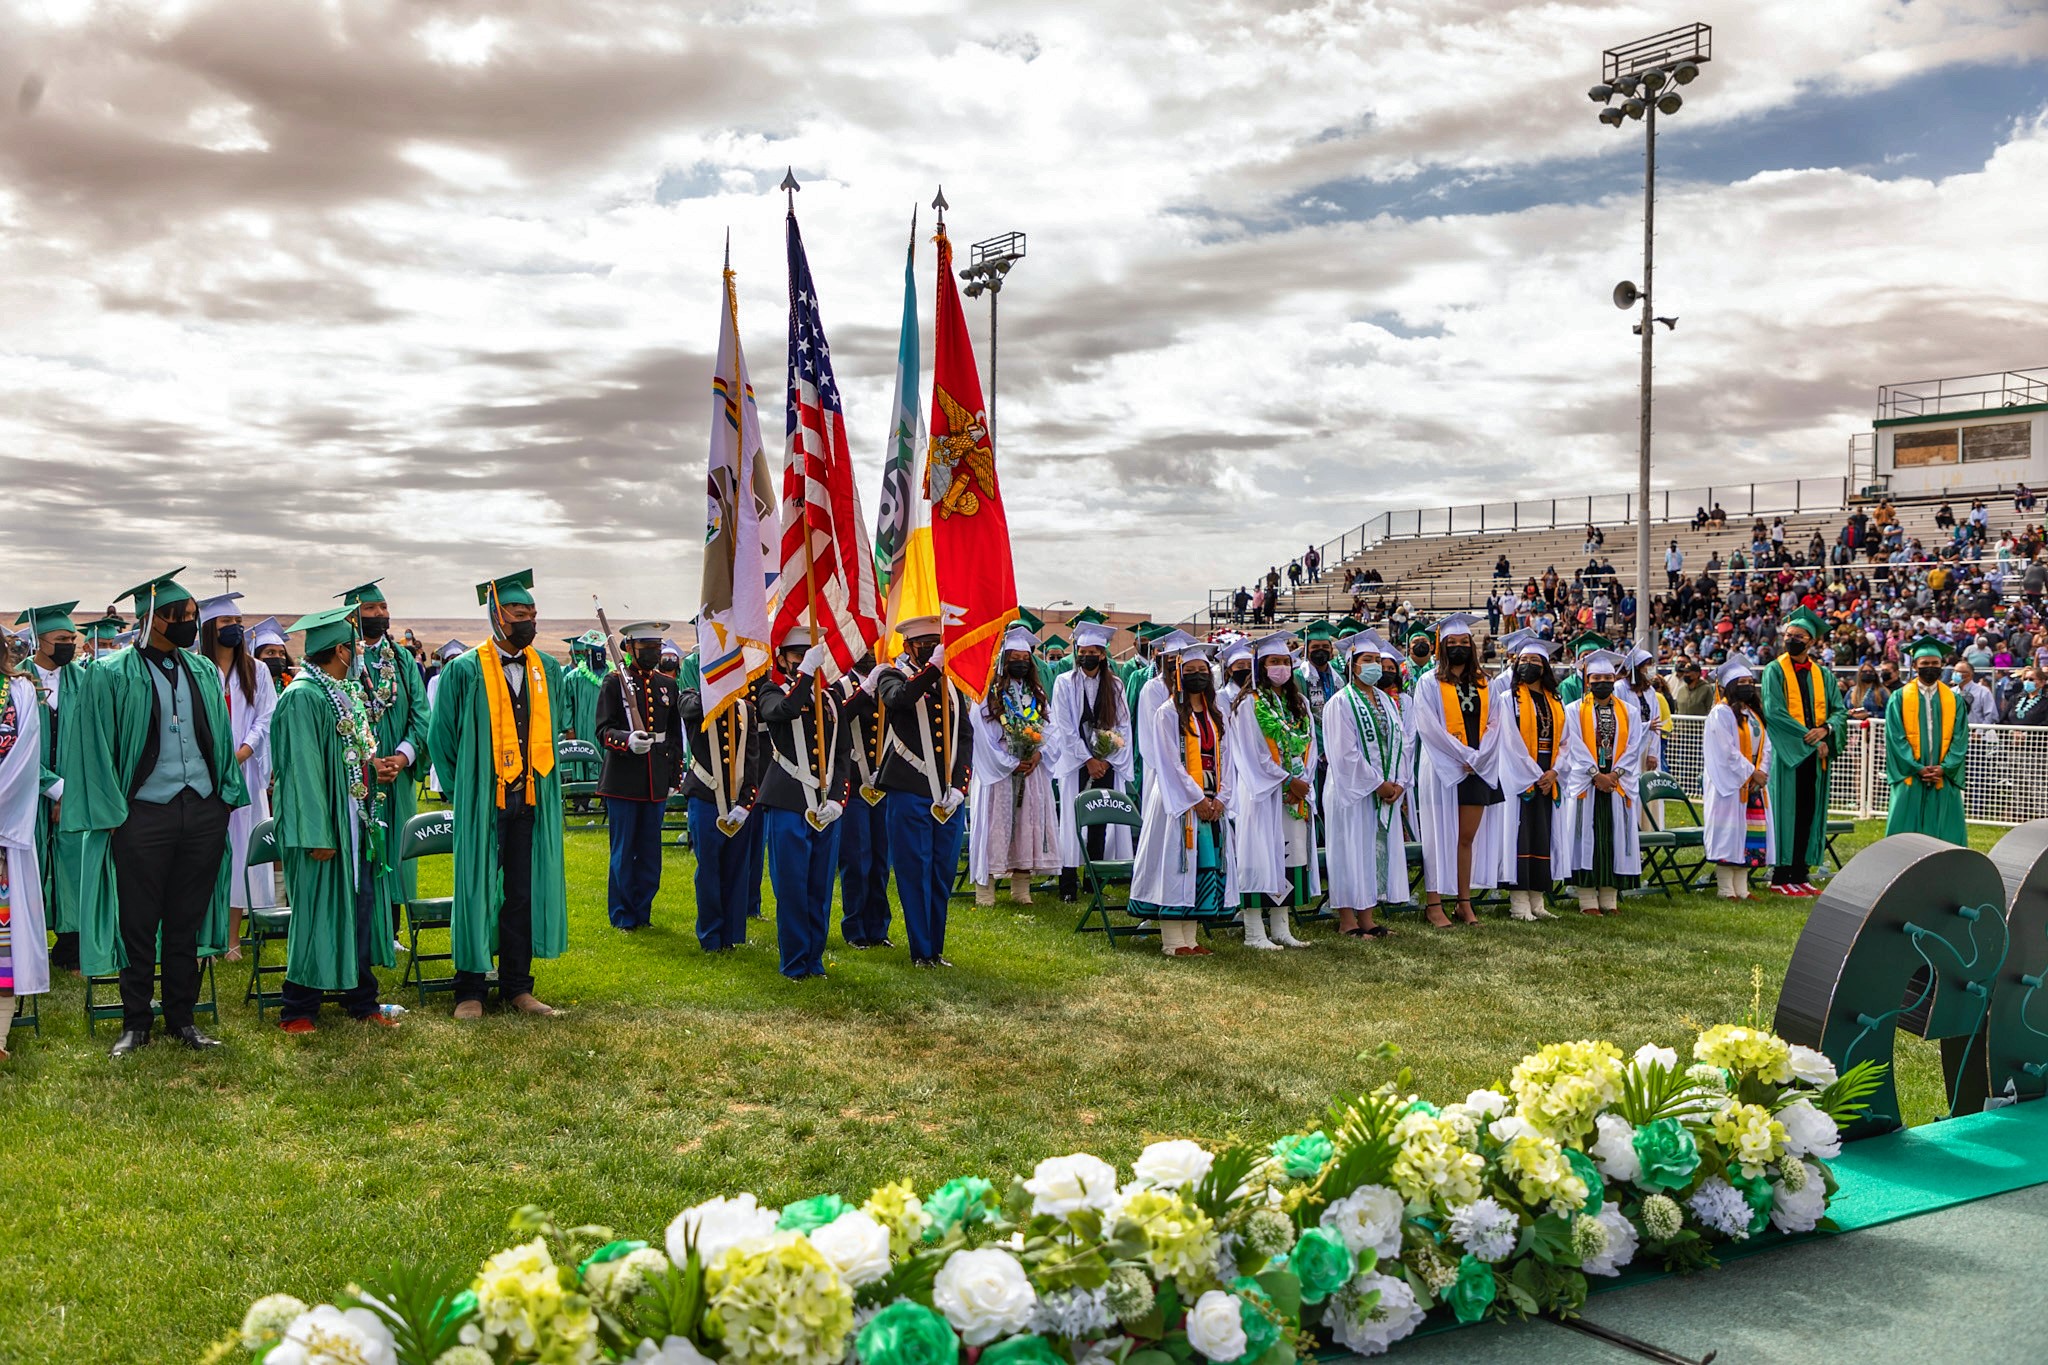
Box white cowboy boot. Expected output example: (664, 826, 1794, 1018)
(1240, 909, 1281, 950)
(1270, 908, 1310, 947)
(1506, 891, 1537, 922)
(975, 880, 996, 907)
(1009, 872, 1033, 905)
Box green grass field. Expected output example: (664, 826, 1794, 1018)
(0, 816, 1970, 1362)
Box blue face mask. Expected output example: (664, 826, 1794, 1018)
(2027, 681, 2039, 695)
(1354, 661, 1382, 686)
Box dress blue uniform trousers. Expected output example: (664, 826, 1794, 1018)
(688, 797, 753, 951)
(764, 807, 842, 978)
(605, 797, 665, 929)
(883, 790, 965, 962)
(837, 796, 892, 945)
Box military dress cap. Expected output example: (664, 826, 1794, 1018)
(896, 615, 942, 639)
(337, 580, 386, 606)
(286, 605, 360, 656)
(16, 602, 79, 636)
(618, 621, 670, 641)
(475, 569, 536, 608)
(117, 568, 193, 613)
(778, 624, 815, 650)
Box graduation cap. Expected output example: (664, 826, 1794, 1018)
(1403, 621, 1435, 645)
(660, 638, 683, 658)
(1433, 612, 1480, 639)
(1342, 629, 1387, 660)
(1336, 615, 1367, 635)
(1175, 641, 1218, 665)
(1066, 606, 1109, 628)
(247, 617, 288, 652)
(1715, 659, 1755, 687)
(1152, 629, 1197, 655)
(1001, 624, 1038, 654)
(436, 638, 469, 661)
(196, 592, 244, 625)
(1038, 633, 1070, 654)
(1513, 637, 1560, 659)
(1497, 629, 1530, 655)
(1133, 621, 1172, 642)
(1010, 606, 1044, 634)
(1073, 622, 1114, 651)
(79, 615, 126, 642)
(118, 568, 193, 615)
(475, 568, 535, 608)
(1221, 639, 1253, 667)
(15, 601, 79, 637)
(1570, 631, 1612, 655)
(1783, 607, 1828, 640)
(1251, 631, 1294, 660)
(1582, 649, 1624, 678)
(1623, 645, 1654, 672)
(1907, 634, 1951, 661)
(286, 605, 360, 656)
(1300, 619, 1341, 643)
(337, 580, 386, 606)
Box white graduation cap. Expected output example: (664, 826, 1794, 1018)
(1073, 622, 1114, 651)
(1221, 639, 1253, 668)
(660, 638, 682, 659)
(1435, 612, 1479, 638)
(1001, 624, 1038, 654)
(1498, 629, 1530, 655)
(196, 592, 244, 625)
(247, 616, 288, 651)
(1623, 646, 1655, 671)
(1374, 635, 1407, 663)
(436, 638, 469, 661)
(1514, 637, 1560, 659)
(1152, 628, 1197, 655)
(1252, 631, 1293, 661)
(1582, 649, 1624, 678)
(1715, 659, 1755, 687)
(1343, 629, 1386, 660)
(619, 620, 670, 642)
(1176, 641, 1218, 665)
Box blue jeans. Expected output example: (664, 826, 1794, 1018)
(605, 797, 665, 928)
(837, 796, 892, 944)
(764, 806, 843, 978)
(883, 790, 965, 961)
(688, 797, 753, 952)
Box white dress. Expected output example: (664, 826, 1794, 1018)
(1048, 668, 1134, 868)
(1703, 704, 1775, 866)
(220, 662, 278, 909)
(1411, 676, 1512, 896)
(0, 677, 51, 996)
(1129, 696, 1238, 911)
(965, 692, 1059, 883)
(1226, 689, 1322, 900)
(1133, 674, 1171, 809)
(1491, 686, 1575, 887)
(1321, 685, 1409, 908)
(1561, 698, 1643, 878)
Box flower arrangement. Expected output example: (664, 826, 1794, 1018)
(218, 1024, 1880, 1365)
(1087, 729, 1127, 763)
(1000, 687, 1046, 765)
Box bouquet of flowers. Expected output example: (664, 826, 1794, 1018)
(221, 1014, 1880, 1365)
(1087, 728, 1126, 763)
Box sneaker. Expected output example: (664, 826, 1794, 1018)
(354, 1012, 401, 1029)
(278, 1018, 317, 1035)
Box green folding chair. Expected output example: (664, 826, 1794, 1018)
(1637, 771, 1708, 897)
(398, 809, 459, 1003)
(85, 953, 216, 1035)
(557, 738, 604, 824)
(241, 816, 293, 1017)
(1071, 789, 1147, 945)
(1824, 818, 1856, 872)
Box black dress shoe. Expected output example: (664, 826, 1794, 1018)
(109, 1029, 151, 1059)
(173, 1025, 225, 1050)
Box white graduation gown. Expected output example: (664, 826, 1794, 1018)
(1129, 696, 1238, 910)
(1321, 686, 1409, 908)
(1702, 704, 1775, 865)
(966, 699, 1057, 883)
(1133, 674, 1171, 808)
(1392, 689, 1423, 846)
(426, 671, 446, 795)
(1561, 698, 1643, 877)
(1049, 668, 1134, 867)
(221, 663, 278, 909)
(0, 677, 51, 996)
(1491, 687, 1574, 885)
(1226, 691, 1322, 899)
(1411, 677, 1512, 895)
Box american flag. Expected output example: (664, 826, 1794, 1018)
(771, 210, 884, 679)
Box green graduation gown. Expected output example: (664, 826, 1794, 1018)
(1759, 656, 1847, 869)
(1883, 681, 1968, 845)
(48, 657, 104, 938)
(360, 639, 431, 912)
(427, 646, 569, 974)
(558, 663, 607, 742)
(271, 678, 396, 989)
(60, 647, 251, 978)
(1122, 660, 1155, 797)
(1558, 671, 1584, 704)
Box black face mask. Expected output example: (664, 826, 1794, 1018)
(910, 640, 938, 666)
(1182, 671, 1213, 695)
(635, 644, 663, 670)
(1443, 645, 1473, 666)
(1229, 667, 1253, 688)
(360, 615, 391, 641)
(1005, 659, 1032, 679)
(1589, 680, 1616, 700)
(1728, 684, 1759, 706)
(658, 662, 680, 676)
(498, 620, 537, 652)
(264, 656, 289, 679)
(1784, 637, 1809, 656)
(1411, 647, 1431, 663)
(48, 642, 77, 667)
(1078, 653, 1104, 673)
(1516, 662, 1546, 684)
(1859, 671, 1877, 683)
(1308, 648, 1332, 666)
(215, 624, 245, 649)
(162, 617, 200, 650)
(1916, 665, 1943, 684)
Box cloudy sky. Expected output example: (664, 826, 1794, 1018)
(4, 0, 2047, 624)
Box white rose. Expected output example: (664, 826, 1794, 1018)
(1631, 1043, 1679, 1073)
(1024, 1153, 1121, 1217)
(636, 1336, 717, 1365)
(932, 1248, 1037, 1346)
(1487, 1114, 1538, 1144)
(1770, 1163, 1828, 1233)
(1787, 1045, 1839, 1088)
(808, 1210, 893, 1287)
(666, 1193, 780, 1267)
(1589, 1113, 1641, 1184)
(1580, 1201, 1639, 1277)
(1324, 1272, 1423, 1358)
(268, 1305, 398, 1365)
(1185, 1290, 1249, 1363)
(1778, 1098, 1842, 1160)
(1319, 1184, 1405, 1259)
(1133, 1139, 1214, 1190)
(1462, 1089, 1510, 1119)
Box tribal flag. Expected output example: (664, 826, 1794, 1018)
(928, 218, 1017, 700)
(876, 211, 938, 660)
(771, 209, 884, 681)
(697, 259, 778, 727)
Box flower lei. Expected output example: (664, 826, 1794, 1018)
(1254, 687, 1313, 820)
(305, 667, 384, 865)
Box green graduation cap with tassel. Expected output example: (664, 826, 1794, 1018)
(337, 580, 386, 607)
(286, 605, 361, 656)
(475, 569, 536, 608)
(16, 601, 79, 638)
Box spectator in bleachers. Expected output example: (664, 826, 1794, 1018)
(1287, 559, 1303, 588)
(2016, 482, 2036, 513)
(1710, 502, 1728, 528)
(1664, 540, 1684, 592)
(1844, 665, 1888, 721)
(1969, 500, 1990, 542)
(1670, 657, 1716, 715)
(1935, 501, 1956, 530)
(1493, 554, 1512, 581)
(1232, 585, 1251, 621)
(1951, 660, 1998, 725)
(1304, 544, 1321, 582)
(2009, 668, 2048, 725)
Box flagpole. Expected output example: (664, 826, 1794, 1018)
(930, 186, 955, 794)
(784, 171, 829, 789)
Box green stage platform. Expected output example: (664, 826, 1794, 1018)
(1385, 1102, 2048, 1363)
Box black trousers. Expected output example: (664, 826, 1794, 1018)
(111, 788, 230, 1034)
(454, 806, 536, 1003)
(281, 843, 379, 1022)
(1772, 753, 1821, 884)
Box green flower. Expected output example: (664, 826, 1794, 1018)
(1564, 1149, 1605, 1216)
(576, 1238, 647, 1277)
(705, 1235, 856, 1365)
(1403, 1099, 1441, 1118)
(1288, 1226, 1355, 1305)
(1118, 1187, 1221, 1285)
(1640, 1194, 1683, 1241)
(1242, 1206, 1297, 1261)
(1229, 1278, 1282, 1363)
(779, 1194, 851, 1234)
(1270, 1131, 1335, 1181)
(1445, 1255, 1497, 1325)
(1727, 1170, 1775, 1237)
(1632, 1118, 1702, 1193)
(980, 1335, 1063, 1365)
(923, 1177, 996, 1241)
(856, 1300, 960, 1365)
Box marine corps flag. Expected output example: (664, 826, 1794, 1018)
(927, 214, 1017, 700)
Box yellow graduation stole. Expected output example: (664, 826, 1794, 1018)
(1515, 687, 1564, 766)
(1441, 679, 1490, 749)
(1182, 711, 1218, 849)
(1735, 711, 1761, 769)
(1900, 681, 1958, 787)
(1776, 654, 1826, 727)
(480, 642, 555, 809)
(1578, 699, 1630, 801)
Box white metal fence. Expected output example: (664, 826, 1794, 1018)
(1660, 713, 2048, 826)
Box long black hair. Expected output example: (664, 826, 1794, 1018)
(985, 651, 1048, 720)
(1436, 635, 1482, 688)
(202, 618, 259, 704)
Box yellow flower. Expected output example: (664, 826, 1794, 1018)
(1692, 1025, 1793, 1085)
(472, 1239, 600, 1365)
(1390, 1111, 1485, 1209)
(1710, 1102, 1788, 1179)
(704, 1234, 856, 1365)
(861, 1180, 931, 1259)
(1498, 1133, 1591, 1217)
(1507, 1041, 1625, 1143)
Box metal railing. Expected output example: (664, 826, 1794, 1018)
(1877, 367, 2048, 422)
